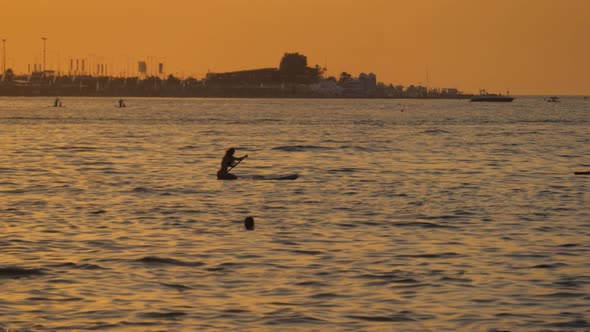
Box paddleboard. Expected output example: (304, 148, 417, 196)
(251, 173, 299, 180)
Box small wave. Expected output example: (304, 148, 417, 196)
(78, 161, 115, 166)
(160, 282, 192, 291)
(545, 319, 590, 328)
(494, 312, 532, 318)
(272, 145, 331, 152)
(0, 267, 45, 278)
(137, 311, 187, 319)
(519, 119, 584, 124)
(337, 223, 359, 228)
(257, 118, 283, 123)
(327, 167, 361, 173)
(394, 221, 455, 229)
(452, 209, 477, 216)
(420, 215, 460, 220)
(49, 262, 106, 270)
(422, 129, 450, 134)
(131, 187, 151, 193)
(206, 267, 226, 272)
(264, 314, 326, 325)
(205, 262, 245, 272)
(222, 308, 250, 314)
(347, 315, 415, 322)
(136, 256, 205, 267)
(438, 276, 473, 283)
(295, 281, 329, 287)
(357, 273, 420, 284)
(504, 253, 549, 259)
(392, 278, 421, 284)
(398, 252, 461, 259)
(338, 145, 377, 152)
(527, 263, 567, 269)
(268, 302, 298, 307)
(472, 298, 497, 303)
(1, 208, 30, 215)
(273, 240, 299, 246)
(291, 250, 324, 256)
(553, 280, 586, 288)
(56, 146, 99, 152)
(26, 296, 83, 302)
(310, 292, 346, 299)
(353, 119, 384, 126)
(558, 243, 578, 247)
(540, 292, 586, 298)
(0, 189, 27, 194)
(178, 145, 200, 150)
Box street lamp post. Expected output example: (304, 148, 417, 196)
(42, 37, 47, 74)
(2, 39, 6, 75)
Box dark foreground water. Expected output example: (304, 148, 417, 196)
(0, 97, 589, 331)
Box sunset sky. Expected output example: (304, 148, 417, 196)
(2, 0, 589, 95)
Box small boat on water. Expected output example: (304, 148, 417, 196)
(545, 96, 560, 102)
(470, 90, 514, 102)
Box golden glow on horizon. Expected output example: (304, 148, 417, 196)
(1, 0, 589, 94)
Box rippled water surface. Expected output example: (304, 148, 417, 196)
(1, 97, 589, 331)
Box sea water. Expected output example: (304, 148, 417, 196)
(0, 97, 589, 331)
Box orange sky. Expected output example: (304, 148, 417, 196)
(2, 0, 589, 94)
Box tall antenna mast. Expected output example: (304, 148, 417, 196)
(426, 65, 429, 89)
(2, 39, 6, 75)
(41, 37, 47, 73)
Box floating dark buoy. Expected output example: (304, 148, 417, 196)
(244, 216, 255, 230)
(574, 171, 590, 175)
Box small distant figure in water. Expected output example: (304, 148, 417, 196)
(118, 99, 126, 108)
(244, 216, 255, 230)
(53, 98, 61, 107)
(217, 148, 248, 180)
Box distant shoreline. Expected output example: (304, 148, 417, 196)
(0, 84, 471, 99)
(0, 93, 472, 100)
(0, 93, 585, 99)
(0, 67, 468, 99)
(1, 82, 584, 99)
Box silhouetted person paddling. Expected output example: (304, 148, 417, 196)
(244, 216, 255, 230)
(217, 148, 247, 180)
(118, 99, 126, 108)
(53, 98, 60, 107)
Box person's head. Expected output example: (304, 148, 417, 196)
(244, 216, 254, 230)
(226, 148, 235, 156)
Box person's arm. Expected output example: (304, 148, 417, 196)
(236, 154, 248, 161)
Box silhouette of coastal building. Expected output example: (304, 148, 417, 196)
(201, 54, 324, 97)
(340, 72, 377, 97)
(206, 68, 280, 85)
(442, 88, 459, 97)
(405, 85, 428, 98)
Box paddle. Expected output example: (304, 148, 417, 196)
(228, 155, 248, 172)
